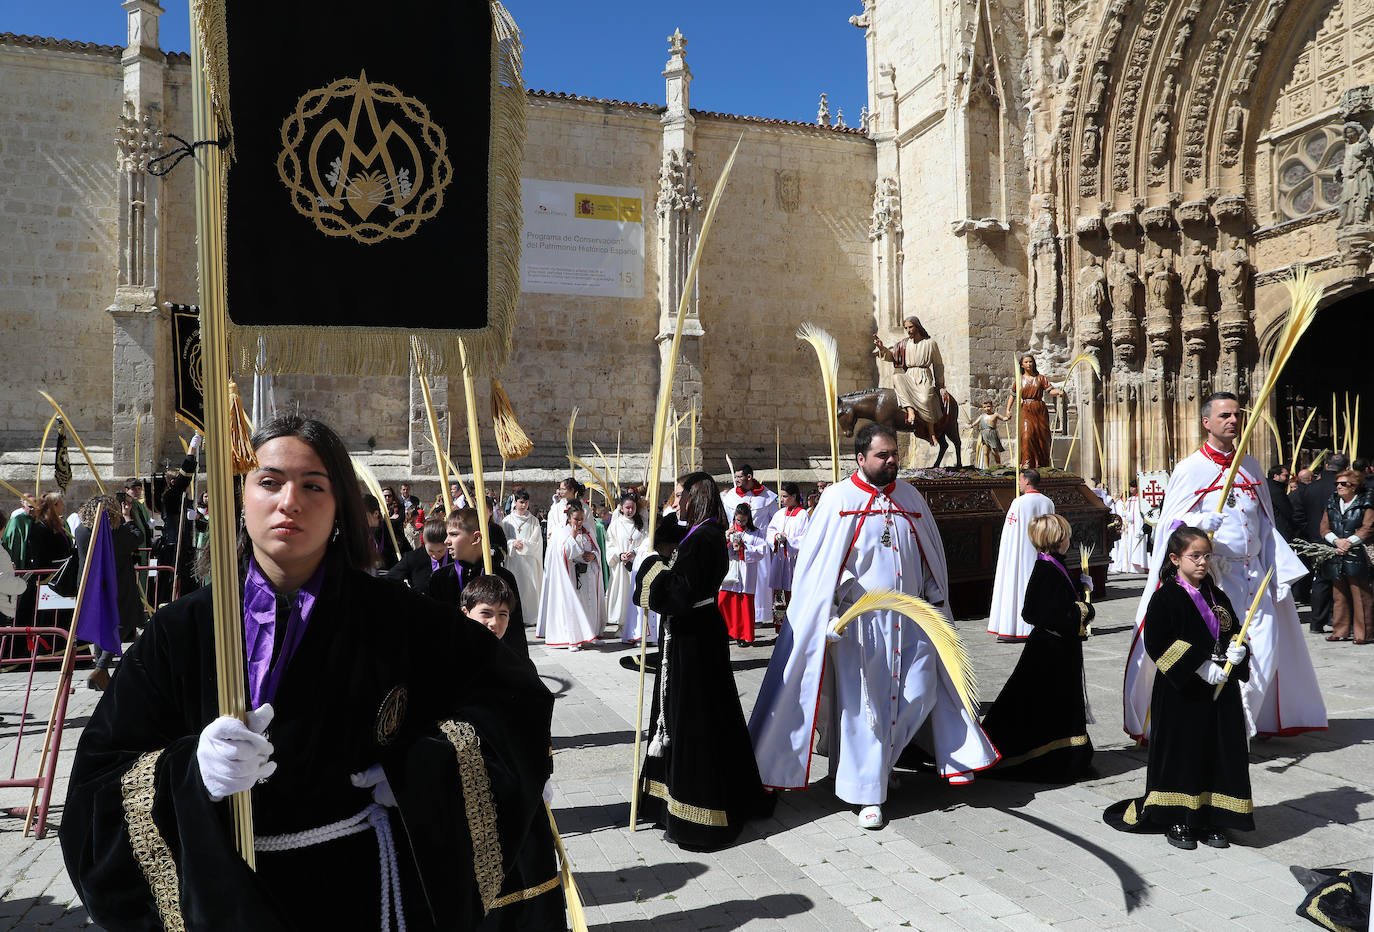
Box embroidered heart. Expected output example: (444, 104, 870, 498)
(348, 171, 390, 221)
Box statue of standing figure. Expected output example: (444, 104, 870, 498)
(1338, 121, 1374, 228)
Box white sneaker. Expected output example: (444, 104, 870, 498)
(568, 644, 581, 653)
(858, 805, 885, 829)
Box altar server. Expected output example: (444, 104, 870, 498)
(987, 469, 1056, 641)
(765, 482, 809, 621)
(1122, 392, 1325, 740)
(605, 492, 646, 638)
(499, 491, 543, 629)
(721, 465, 777, 637)
(719, 503, 768, 646)
(538, 501, 605, 651)
(749, 424, 998, 830)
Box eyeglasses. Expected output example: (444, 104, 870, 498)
(1181, 553, 1212, 564)
(1337, 481, 1357, 488)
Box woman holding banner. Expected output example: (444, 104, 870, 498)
(61, 415, 554, 931)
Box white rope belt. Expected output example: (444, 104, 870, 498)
(255, 802, 406, 932)
(692, 597, 715, 608)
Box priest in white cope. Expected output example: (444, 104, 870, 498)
(749, 424, 999, 830)
(1123, 392, 1326, 740)
(721, 465, 779, 630)
(500, 490, 544, 629)
(987, 469, 1057, 641)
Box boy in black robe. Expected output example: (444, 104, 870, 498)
(429, 507, 528, 660)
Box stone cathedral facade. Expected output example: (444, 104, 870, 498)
(2, 0, 1372, 486)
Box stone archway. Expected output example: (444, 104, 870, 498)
(1275, 288, 1374, 468)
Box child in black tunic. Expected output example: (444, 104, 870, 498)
(1105, 526, 1254, 849)
(980, 513, 1094, 780)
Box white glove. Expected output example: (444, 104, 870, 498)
(349, 763, 397, 808)
(1195, 660, 1227, 686)
(197, 704, 276, 802)
(825, 616, 844, 644)
(541, 778, 554, 805)
(1193, 511, 1225, 533)
(188, 432, 202, 454)
(186, 509, 199, 523)
(1225, 641, 1248, 666)
(1080, 573, 1094, 594)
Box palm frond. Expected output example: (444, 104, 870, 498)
(1215, 266, 1323, 511)
(350, 454, 401, 557)
(833, 589, 978, 718)
(590, 442, 619, 498)
(1290, 407, 1318, 474)
(490, 378, 532, 460)
(797, 323, 841, 483)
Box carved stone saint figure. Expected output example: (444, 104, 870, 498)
(1223, 101, 1244, 149)
(1147, 251, 1176, 316)
(1029, 210, 1061, 346)
(1149, 110, 1171, 167)
(1107, 249, 1141, 321)
(1338, 121, 1374, 228)
(1220, 243, 1249, 309)
(1089, 61, 1110, 114)
(1183, 242, 1210, 308)
(1076, 255, 1108, 344)
(1082, 119, 1101, 168)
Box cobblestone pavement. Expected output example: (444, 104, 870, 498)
(2, 573, 1370, 930)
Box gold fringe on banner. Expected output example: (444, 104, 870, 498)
(223, 0, 526, 380)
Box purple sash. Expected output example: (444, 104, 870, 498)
(1175, 576, 1220, 640)
(1036, 552, 1076, 593)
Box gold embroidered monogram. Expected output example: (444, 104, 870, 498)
(120, 749, 186, 931)
(375, 684, 408, 747)
(278, 71, 452, 244)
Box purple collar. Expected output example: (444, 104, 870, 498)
(681, 516, 718, 544)
(243, 556, 326, 707)
(1175, 576, 1220, 640)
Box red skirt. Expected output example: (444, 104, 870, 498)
(718, 590, 755, 642)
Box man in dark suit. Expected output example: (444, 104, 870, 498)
(1268, 465, 1296, 540)
(1292, 454, 1348, 633)
(383, 515, 449, 597)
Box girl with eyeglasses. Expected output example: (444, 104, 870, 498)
(1106, 526, 1254, 850)
(1319, 469, 1374, 643)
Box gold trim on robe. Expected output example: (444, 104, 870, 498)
(1123, 789, 1254, 825)
(996, 734, 1090, 770)
(120, 749, 186, 932)
(439, 720, 504, 914)
(1154, 639, 1192, 673)
(635, 561, 667, 610)
(643, 779, 729, 826)
(490, 874, 561, 909)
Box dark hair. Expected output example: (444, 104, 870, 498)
(124, 477, 141, 491)
(445, 507, 482, 532)
(1328, 453, 1350, 472)
(735, 464, 754, 477)
(361, 493, 382, 516)
(1268, 464, 1288, 480)
(1354, 459, 1369, 473)
(676, 471, 727, 525)
(855, 422, 898, 457)
(616, 491, 643, 530)
(1019, 468, 1041, 489)
(732, 502, 757, 531)
(1160, 525, 1211, 582)
(513, 490, 530, 502)
(422, 516, 448, 545)
(566, 500, 585, 516)
(781, 481, 801, 499)
(238, 415, 372, 574)
(461, 573, 514, 612)
(1019, 354, 1039, 375)
(1199, 391, 1237, 418)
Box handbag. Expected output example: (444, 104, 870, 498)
(721, 558, 743, 589)
(48, 553, 81, 598)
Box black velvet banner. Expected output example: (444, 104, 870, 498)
(170, 304, 205, 434)
(223, 1, 492, 333)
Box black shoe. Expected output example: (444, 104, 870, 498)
(736, 638, 751, 648)
(1201, 828, 1229, 848)
(1166, 824, 1197, 850)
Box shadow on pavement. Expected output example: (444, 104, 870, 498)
(1244, 785, 1374, 850)
(0, 894, 89, 929)
(574, 861, 709, 906)
(553, 730, 633, 751)
(554, 801, 625, 834)
(584, 892, 813, 929)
